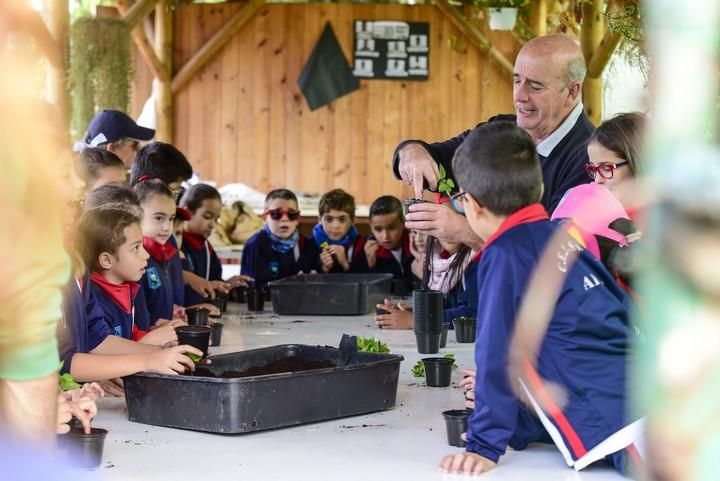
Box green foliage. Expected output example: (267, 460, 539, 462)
(69, 16, 133, 139)
(437, 164, 457, 196)
(59, 373, 81, 391)
(604, 1, 648, 75)
(467, 0, 528, 8)
(356, 337, 390, 353)
(411, 354, 458, 377)
(187, 353, 203, 363)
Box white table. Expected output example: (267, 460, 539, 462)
(84, 303, 625, 481)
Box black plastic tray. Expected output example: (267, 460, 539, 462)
(124, 344, 403, 433)
(268, 273, 392, 315)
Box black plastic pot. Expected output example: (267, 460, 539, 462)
(207, 292, 228, 315)
(442, 409, 472, 447)
(422, 357, 453, 387)
(439, 323, 449, 348)
(186, 307, 210, 326)
(57, 427, 108, 468)
(229, 286, 246, 303)
(175, 326, 212, 356)
(413, 289, 444, 335)
(452, 316, 477, 343)
(246, 286, 265, 312)
(415, 333, 441, 354)
(375, 307, 390, 315)
(209, 322, 224, 347)
(402, 198, 431, 216)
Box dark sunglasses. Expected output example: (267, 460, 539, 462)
(584, 161, 629, 180)
(264, 208, 301, 221)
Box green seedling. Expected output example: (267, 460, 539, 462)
(437, 164, 456, 197)
(356, 336, 390, 353)
(59, 373, 81, 391)
(411, 353, 458, 377)
(187, 352, 203, 363)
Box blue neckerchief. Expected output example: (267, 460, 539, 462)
(312, 223, 358, 248)
(264, 224, 299, 254)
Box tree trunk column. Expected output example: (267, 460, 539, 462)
(580, 0, 604, 125)
(155, 0, 173, 142)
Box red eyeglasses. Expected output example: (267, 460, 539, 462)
(584, 161, 629, 180)
(264, 208, 301, 221)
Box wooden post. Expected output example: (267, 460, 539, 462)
(587, 28, 621, 78)
(172, 0, 267, 94)
(434, 0, 514, 76)
(117, 0, 169, 82)
(154, 0, 173, 142)
(122, 0, 157, 29)
(529, 0, 548, 36)
(45, 0, 70, 132)
(580, 0, 604, 125)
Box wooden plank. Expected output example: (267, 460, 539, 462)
(117, 0, 168, 82)
(581, 0, 604, 124)
(172, 0, 266, 95)
(329, 3, 352, 195)
(172, 4, 191, 158)
(587, 27, 622, 78)
(267, 4, 288, 191)
(252, 5, 272, 192)
(283, 4, 305, 194)
(218, 4, 242, 184)
(348, 5, 371, 203)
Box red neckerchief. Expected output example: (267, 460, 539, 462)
(143, 236, 178, 262)
(89, 271, 140, 314)
(183, 231, 211, 252)
(376, 230, 411, 260)
(471, 203, 549, 263)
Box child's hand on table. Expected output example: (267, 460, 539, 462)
(57, 391, 99, 434)
(184, 271, 216, 299)
(210, 280, 231, 294)
(139, 325, 178, 346)
(374, 298, 413, 330)
(172, 304, 186, 321)
(226, 275, 253, 288)
(458, 368, 476, 409)
(189, 303, 220, 317)
(145, 345, 204, 375)
(439, 452, 496, 475)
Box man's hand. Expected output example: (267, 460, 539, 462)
(439, 452, 496, 475)
(405, 202, 483, 248)
(364, 239, 379, 269)
(398, 143, 440, 198)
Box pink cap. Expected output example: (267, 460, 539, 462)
(551, 184, 630, 257)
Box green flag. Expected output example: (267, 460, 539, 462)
(298, 22, 359, 111)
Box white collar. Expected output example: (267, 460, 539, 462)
(535, 103, 584, 158)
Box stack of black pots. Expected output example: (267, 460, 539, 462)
(412, 289, 444, 354)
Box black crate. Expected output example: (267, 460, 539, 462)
(268, 273, 392, 315)
(124, 344, 403, 434)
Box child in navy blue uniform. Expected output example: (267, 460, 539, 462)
(364, 196, 417, 284)
(241, 189, 317, 285)
(77, 205, 177, 345)
(439, 122, 639, 475)
(180, 184, 252, 306)
(129, 141, 193, 200)
(76, 147, 127, 192)
(135, 180, 199, 324)
(314, 189, 368, 273)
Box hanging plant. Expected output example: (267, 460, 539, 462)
(69, 16, 133, 138)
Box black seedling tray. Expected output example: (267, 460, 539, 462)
(268, 273, 392, 315)
(124, 344, 403, 434)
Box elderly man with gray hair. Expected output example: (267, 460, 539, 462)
(393, 34, 593, 248)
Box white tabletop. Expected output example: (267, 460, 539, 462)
(81, 302, 625, 481)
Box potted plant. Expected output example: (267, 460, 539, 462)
(474, 0, 528, 31)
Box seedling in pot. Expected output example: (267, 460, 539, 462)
(411, 353, 458, 377)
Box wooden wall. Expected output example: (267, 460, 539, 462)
(133, 2, 519, 205)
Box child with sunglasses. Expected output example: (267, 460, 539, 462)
(241, 189, 318, 284)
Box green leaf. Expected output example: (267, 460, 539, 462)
(187, 353, 203, 363)
(356, 337, 390, 353)
(411, 360, 425, 377)
(438, 163, 446, 180)
(446, 179, 456, 189)
(59, 373, 81, 392)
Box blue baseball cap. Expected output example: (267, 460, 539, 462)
(84, 109, 155, 147)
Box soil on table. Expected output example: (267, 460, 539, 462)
(192, 357, 336, 378)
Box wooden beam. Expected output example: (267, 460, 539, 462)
(154, 1, 173, 142)
(117, 0, 169, 82)
(434, 0, 514, 76)
(580, 0, 604, 125)
(587, 27, 621, 78)
(122, 0, 157, 29)
(172, 0, 267, 94)
(45, 0, 70, 132)
(26, 11, 64, 70)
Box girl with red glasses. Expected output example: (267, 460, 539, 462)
(585, 112, 646, 216)
(241, 189, 318, 285)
